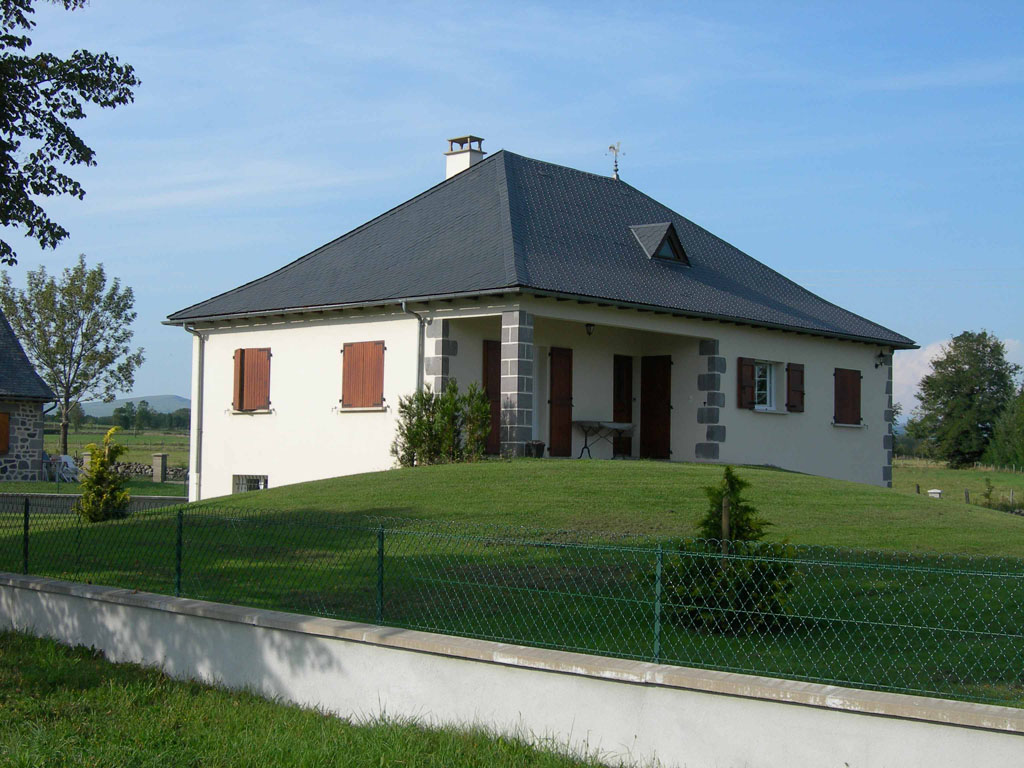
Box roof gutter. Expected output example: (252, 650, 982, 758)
(164, 285, 916, 350)
(162, 288, 521, 327)
(182, 324, 206, 502)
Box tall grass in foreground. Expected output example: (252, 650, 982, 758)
(0, 631, 617, 768)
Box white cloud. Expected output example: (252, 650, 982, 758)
(894, 337, 1024, 416)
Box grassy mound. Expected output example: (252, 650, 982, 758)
(204, 459, 1024, 556)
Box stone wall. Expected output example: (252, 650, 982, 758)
(0, 400, 46, 481)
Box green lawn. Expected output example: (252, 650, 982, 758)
(4, 460, 1024, 709)
(44, 426, 190, 467)
(199, 459, 1024, 557)
(0, 478, 187, 497)
(0, 631, 607, 768)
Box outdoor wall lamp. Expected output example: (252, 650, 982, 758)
(585, 323, 595, 336)
(874, 350, 888, 368)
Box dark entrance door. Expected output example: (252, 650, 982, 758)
(640, 355, 671, 459)
(613, 355, 633, 456)
(483, 340, 501, 455)
(549, 347, 573, 457)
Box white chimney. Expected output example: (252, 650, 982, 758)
(445, 136, 485, 179)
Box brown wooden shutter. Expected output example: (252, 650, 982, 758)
(242, 348, 271, 410)
(233, 349, 245, 411)
(786, 363, 805, 413)
(342, 341, 385, 408)
(0, 412, 9, 454)
(834, 368, 862, 424)
(483, 340, 501, 455)
(737, 357, 755, 409)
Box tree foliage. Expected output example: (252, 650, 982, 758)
(391, 380, 492, 467)
(1, 0, 139, 265)
(74, 426, 130, 522)
(986, 386, 1024, 468)
(696, 465, 770, 542)
(0, 254, 144, 455)
(906, 331, 1020, 467)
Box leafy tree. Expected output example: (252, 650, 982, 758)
(67, 400, 84, 432)
(170, 407, 191, 430)
(133, 399, 152, 434)
(986, 386, 1024, 467)
(0, 255, 144, 455)
(112, 400, 135, 430)
(906, 331, 1020, 468)
(74, 425, 129, 522)
(0, 0, 139, 265)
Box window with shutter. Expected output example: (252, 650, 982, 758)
(0, 412, 9, 454)
(786, 363, 805, 413)
(232, 348, 272, 411)
(342, 341, 385, 408)
(737, 357, 755, 409)
(834, 368, 862, 425)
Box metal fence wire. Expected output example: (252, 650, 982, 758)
(2, 498, 1023, 708)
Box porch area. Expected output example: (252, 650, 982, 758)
(424, 310, 726, 462)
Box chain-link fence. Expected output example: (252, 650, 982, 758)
(2, 498, 1022, 707)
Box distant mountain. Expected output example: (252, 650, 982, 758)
(81, 395, 191, 418)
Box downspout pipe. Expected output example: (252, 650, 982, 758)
(183, 324, 206, 501)
(401, 300, 429, 392)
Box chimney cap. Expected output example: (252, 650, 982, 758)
(446, 136, 485, 155)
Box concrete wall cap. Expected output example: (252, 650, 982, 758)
(2, 572, 1021, 736)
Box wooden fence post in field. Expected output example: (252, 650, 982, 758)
(964, 489, 970, 504)
(916, 484, 920, 494)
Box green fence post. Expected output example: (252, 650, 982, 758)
(22, 497, 29, 575)
(174, 508, 183, 597)
(654, 544, 663, 663)
(376, 526, 385, 624)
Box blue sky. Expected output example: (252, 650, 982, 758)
(4, 1, 1022, 410)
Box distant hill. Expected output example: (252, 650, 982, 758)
(81, 395, 191, 418)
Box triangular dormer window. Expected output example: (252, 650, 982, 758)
(629, 222, 689, 265)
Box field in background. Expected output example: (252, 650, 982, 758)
(0, 631, 602, 768)
(0, 479, 186, 497)
(44, 426, 189, 467)
(893, 457, 1024, 505)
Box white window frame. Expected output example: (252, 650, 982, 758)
(753, 360, 778, 411)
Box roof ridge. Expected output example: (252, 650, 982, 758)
(168, 151, 510, 322)
(495, 152, 521, 286)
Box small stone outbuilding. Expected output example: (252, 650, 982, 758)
(0, 309, 54, 481)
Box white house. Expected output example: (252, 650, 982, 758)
(167, 137, 915, 501)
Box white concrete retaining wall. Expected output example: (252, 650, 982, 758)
(1, 573, 1021, 768)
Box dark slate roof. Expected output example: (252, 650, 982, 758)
(0, 309, 55, 401)
(168, 151, 915, 348)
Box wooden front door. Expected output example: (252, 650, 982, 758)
(483, 340, 501, 455)
(613, 355, 633, 456)
(640, 355, 671, 459)
(549, 347, 573, 457)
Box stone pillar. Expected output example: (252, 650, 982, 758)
(152, 453, 168, 483)
(80, 452, 91, 474)
(424, 319, 457, 392)
(695, 338, 726, 461)
(500, 310, 534, 458)
(882, 354, 894, 488)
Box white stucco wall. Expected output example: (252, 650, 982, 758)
(190, 309, 419, 500)
(3, 575, 1020, 768)
(183, 297, 895, 499)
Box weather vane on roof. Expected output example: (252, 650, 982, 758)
(607, 142, 624, 180)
